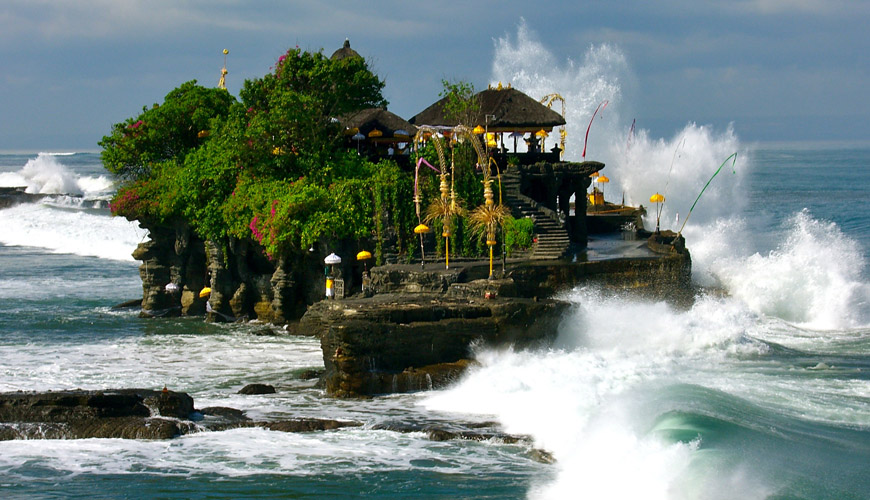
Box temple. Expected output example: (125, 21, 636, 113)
(339, 78, 628, 257)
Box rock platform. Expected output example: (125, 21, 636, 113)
(300, 239, 692, 397)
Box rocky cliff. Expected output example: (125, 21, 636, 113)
(131, 221, 363, 325)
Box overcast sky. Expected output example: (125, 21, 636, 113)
(1, 0, 868, 151)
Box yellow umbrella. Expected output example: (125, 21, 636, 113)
(368, 129, 383, 138)
(649, 193, 665, 203)
(199, 287, 211, 298)
(414, 224, 430, 268)
(535, 129, 548, 151)
(356, 249, 372, 272)
(473, 125, 485, 135)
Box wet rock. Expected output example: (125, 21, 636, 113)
(200, 406, 250, 422)
(0, 389, 196, 440)
(297, 369, 323, 380)
(238, 384, 276, 395)
(304, 293, 568, 397)
(205, 418, 362, 433)
(262, 419, 361, 432)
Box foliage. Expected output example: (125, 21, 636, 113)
(502, 216, 535, 256)
(105, 46, 404, 259)
(104, 50, 508, 264)
(439, 79, 479, 126)
(237, 48, 387, 181)
(99, 81, 235, 180)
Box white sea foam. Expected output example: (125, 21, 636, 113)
(692, 210, 870, 330)
(0, 425, 537, 480)
(492, 21, 870, 332)
(421, 22, 870, 499)
(0, 202, 147, 261)
(0, 152, 114, 197)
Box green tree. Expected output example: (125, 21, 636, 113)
(439, 79, 479, 126)
(99, 81, 235, 180)
(238, 48, 388, 181)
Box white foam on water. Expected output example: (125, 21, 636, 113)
(695, 210, 870, 330)
(0, 330, 323, 395)
(424, 22, 870, 498)
(0, 202, 147, 261)
(0, 152, 114, 197)
(423, 287, 775, 499)
(492, 21, 869, 332)
(0, 426, 537, 480)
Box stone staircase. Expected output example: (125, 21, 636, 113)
(501, 166, 571, 260)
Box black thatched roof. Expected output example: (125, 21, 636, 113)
(331, 39, 361, 61)
(409, 86, 566, 132)
(339, 108, 417, 138)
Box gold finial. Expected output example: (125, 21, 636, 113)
(218, 49, 229, 90)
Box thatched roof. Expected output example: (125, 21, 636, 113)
(339, 108, 417, 139)
(331, 39, 361, 61)
(409, 86, 566, 132)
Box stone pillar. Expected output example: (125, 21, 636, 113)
(132, 224, 179, 317)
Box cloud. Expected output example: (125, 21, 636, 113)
(734, 0, 865, 14)
(0, 0, 438, 42)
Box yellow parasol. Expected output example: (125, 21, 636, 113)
(414, 224, 430, 268)
(356, 249, 372, 272)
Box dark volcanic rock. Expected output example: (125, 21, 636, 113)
(204, 418, 362, 433)
(302, 293, 569, 397)
(263, 419, 361, 432)
(0, 389, 197, 440)
(200, 406, 251, 421)
(238, 383, 276, 395)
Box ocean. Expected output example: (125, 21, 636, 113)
(2, 35, 870, 499)
(1, 142, 869, 499)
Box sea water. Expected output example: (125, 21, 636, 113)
(2, 35, 870, 500)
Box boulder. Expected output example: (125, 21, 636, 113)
(0, 389, 196, 440)
(238, 384, 276, 395)
(301, 293, 569, 397)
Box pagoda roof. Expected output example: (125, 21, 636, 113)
(409, 85, 566, 132)
(331, 39, 361, 61)
(339, 107, 417, 138)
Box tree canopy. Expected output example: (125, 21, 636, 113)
(102, 49, 532, 261)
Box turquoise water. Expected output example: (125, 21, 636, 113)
(1, 146, 870, 499)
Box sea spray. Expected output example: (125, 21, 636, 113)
(491, 21, 746, 234)
(491, 20, 628, 164)
(423, 288, 768, 499)
(0, 202, 147, 261)
(0, 153, 114, 197)
(708, 209, 870, 329)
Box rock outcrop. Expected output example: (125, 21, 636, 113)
(0, 389, 196, 440)
(131, 221, 365, 325)
(301, 291, 570, 397)
(0, 389, 360, 441)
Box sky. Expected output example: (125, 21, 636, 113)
(1, 0, 868, 151)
